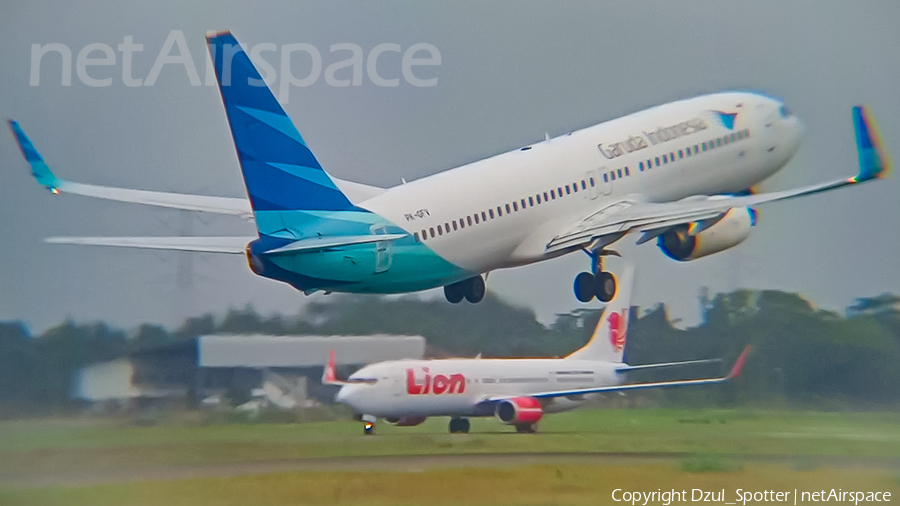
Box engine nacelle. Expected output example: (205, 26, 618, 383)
(658, 208, 755, 261)
(495, 397, 543, 425)
(384, 416, 427, 427)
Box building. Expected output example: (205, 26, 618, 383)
(72, 334, 425, 409)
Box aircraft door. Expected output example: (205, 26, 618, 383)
(370, 224, 393, 273)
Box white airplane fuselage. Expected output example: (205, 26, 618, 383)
(336, 357, 620, 418)
(316, 91, 804, 291)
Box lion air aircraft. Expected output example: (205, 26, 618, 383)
(8, 31, 890, 304)
(325, 265, 750, 434)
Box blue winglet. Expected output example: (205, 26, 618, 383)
(7, 120, 61, 191)
(851, 106, 891, 183)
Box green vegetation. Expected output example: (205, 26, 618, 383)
(2, 289, 900, 416)
(2, 464, 898, 506)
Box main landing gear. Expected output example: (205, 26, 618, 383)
(449, 417, 471, 433)
(514, 423, 538, 433)
(573, 250, 617, 303)
(443, 275, 486, 304)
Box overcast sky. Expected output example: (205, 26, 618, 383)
(1, 1, 898, 333)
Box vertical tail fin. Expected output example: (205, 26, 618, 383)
(206, 31, 358, 221)
(566, 264, 635, 362)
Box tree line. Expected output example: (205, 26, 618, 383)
(1, 289, 898, 415)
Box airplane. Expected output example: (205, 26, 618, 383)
(324, 264, 750, 434)
(8, 30, 890, 304)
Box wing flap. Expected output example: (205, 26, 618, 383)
(45, 236, 253, 254)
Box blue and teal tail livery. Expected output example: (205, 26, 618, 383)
(206, 31, 358, 215)
(852, 105, 891, 182)
(8, 120, 61, 192)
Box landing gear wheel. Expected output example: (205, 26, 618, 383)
(595, 271, 617, 303)
(464, 276, 485, 303)
(459, 418, 470, 433)
(514, 423, 537, 433)
(574, 272, 596, 303)
(443, 283, 464, 304)
(364, 421, 375, 435)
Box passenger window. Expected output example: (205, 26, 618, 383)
(572, 183, 578, 193)
(529, 196, 535, 206)
(474, 214, 480, 224)
(414, 232, 419, 242)
(589, 178, 595, 187)
(685, 148, 691, 157)
(610, 172, 616, 181)
(505, 203, 511, 214)
(459, 218, 465, 229)
(639, 161, 644, 171)
(678, 150, 683, 159)
(723, 136, 729, 145)
(565, 185, 571, 195)
(536, 194, 542, 204)
(521, 198, 526, 207)
(693, 145, 699, 154)
(544, 191, 549, 200)
(624, 167, 630, 176)
(496, 206, 502, 217)
(581, 180, 587, 190)
(481, 211, 487, 221)
(702, 143, 707, 152)
(437, 225, 443, 235)
(513, 201, 518, 211)
(558, 186, 563, 196)
(670, 152, 674, 160)
(616, 168, 623, 178)
(603, 173, 609, 183)
(716, 138, 722, 147)
(452, 221, 458, 231)
(489, 209, 495, 219)
(429, 227, 435, 238)
(468, 216, 473, 226)
(655, 157, 660, 166)
(550, 189, 556, 199)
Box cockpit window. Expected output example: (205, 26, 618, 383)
(779, 105, 791, 118)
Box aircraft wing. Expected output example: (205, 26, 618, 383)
(9, 120, 254, 218)
(480, 346, 749, 406)
(44, 236, 254, 254)
(547, 106, 890, 253)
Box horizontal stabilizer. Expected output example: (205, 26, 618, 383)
(264, 234, 408, 254)
(45, 236, 254, 254)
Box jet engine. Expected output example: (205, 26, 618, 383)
(658, 207, 756, 261)
(495, 397, 543, 425)
(385, 416, 427, 427)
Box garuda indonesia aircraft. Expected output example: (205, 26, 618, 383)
(8, 31, 890, 304)
(326, 265, 750, 434)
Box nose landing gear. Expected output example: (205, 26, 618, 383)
(573, 250, 617, 303)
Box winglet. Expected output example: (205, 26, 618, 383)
(727, 346, 751, 379)
(851, 106, 891, 183)
(322, 349, 343, 385)
(7, 120, 62, 192)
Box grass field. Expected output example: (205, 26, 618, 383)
(1, 408, 899, 505)
(2, 464, 899, 506)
